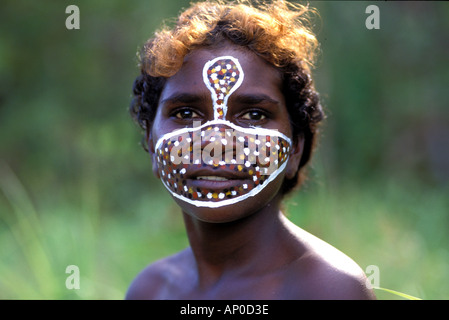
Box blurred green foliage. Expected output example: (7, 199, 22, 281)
(0, 1, 448, 299)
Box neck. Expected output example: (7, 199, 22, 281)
(182, 195, 296, 287)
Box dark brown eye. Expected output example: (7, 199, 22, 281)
(174, 108, 200, 120)
(241, 110, 267, 121)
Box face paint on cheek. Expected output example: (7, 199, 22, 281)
(154, 122, 292, 208)
(203, 56, 244, 120)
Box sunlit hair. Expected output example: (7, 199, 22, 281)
(130, 0, 325, 195)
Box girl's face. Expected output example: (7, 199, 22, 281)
(149, 46, 303, 223)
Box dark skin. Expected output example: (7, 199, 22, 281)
(126, 46, 376, 300)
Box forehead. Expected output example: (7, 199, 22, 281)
(159, 47, 282, 101)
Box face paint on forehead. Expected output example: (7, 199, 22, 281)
(153, 55, 292, 208)
(202, 56, 244, 120)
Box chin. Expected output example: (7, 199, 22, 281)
(174, 181, 283, 224)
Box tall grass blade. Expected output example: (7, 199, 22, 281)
(374, 287, 422, 300)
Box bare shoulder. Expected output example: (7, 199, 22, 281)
(284, 222, 376, 300)
(125, 248, 195, 300)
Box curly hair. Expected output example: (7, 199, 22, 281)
(130, 0, 325, 195)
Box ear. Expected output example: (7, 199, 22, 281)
(285, 133, 305, 180)
(146, 125, 160, 179)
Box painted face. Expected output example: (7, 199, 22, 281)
(154, 55, 292, 208)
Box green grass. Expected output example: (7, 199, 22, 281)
(1, 160, 448, 300)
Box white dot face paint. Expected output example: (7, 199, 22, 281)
(155, 56, 292, 208)
(203, 56, 244, 120)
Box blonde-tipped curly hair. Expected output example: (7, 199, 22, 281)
(130, 0, 325, 194)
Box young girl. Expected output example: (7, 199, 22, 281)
(126, 0, 375, 300)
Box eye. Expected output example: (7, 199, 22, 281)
(173, 108, 201, 120)
(240, 110, 267, 121)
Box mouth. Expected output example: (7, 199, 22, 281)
(186, 168, 252, 191)
(196, 176, 230, 181)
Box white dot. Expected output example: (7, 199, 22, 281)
(207, 193, 212, 199)
(243, 184, 248, 189)
(218, 193, 225, 199)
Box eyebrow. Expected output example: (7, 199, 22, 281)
(160, 93, 206, 106)
(160, 92, 281, 110)
(232, 93, 280, 106)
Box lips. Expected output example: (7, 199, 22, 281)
(187, 168, 251, 190)
(196, 176, 229, 181)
